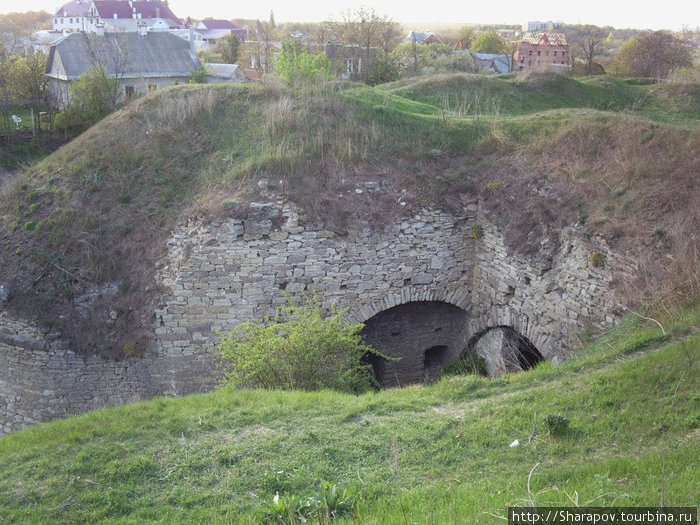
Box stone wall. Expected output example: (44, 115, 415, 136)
(1, 199, 626, 434)
(0, 314, 219, 435)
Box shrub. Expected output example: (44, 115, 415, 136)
(218, 295, 383, 393)
(543, 414, 570, 436)
(262, 481, 355, 523)
(470, 224, 484, 239)
(588, 252, 606, 268)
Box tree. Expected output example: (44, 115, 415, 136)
(454, 26, 476, 50)
(0, 11, 51, 55)
(430, 52, 479, 74)
(331, 6, 401, 81)
(275, 41, 333, 87)
(214, 33, 240, 64)
(390, 41, 434, 78)
(54, 66, 120, 134)
(471, 30, 507, 54)
(611, 30, 692, 79)
(364, 53, 398, 85)
(247, 19, 275, 74)
(572, 25, 608, 75)
(4, 49, 48, 104)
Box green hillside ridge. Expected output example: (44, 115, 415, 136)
(0, 305, 698, 523)
(0, 72, 698, 356)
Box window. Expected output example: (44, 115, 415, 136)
(537, 50, 541, 56)
(554, 50, 557, 56)
(70, 18, 73, 23)
(346, 57, 361, 75)
(546, 50, 549, 56)
(528, 50, 532, 56)
(125, 86, 135, 98)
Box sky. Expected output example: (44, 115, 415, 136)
(3, 0, 698, 31)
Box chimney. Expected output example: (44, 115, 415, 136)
(96, 23, 105, 36)
(189, 26, 195, 54)
(155, 7, 160, 18)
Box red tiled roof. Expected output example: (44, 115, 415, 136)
(132, 1, 181, 22)
(198, 19, 235, 30)
(55, 0, 91, 17)
(92, 1, 133, 19)
(90, 1, 181, 24)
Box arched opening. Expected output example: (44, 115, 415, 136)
(467, 326, 543, 377)
(360, 301, 468, 387)
(424, 345, 449, 384)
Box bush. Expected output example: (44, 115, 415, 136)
(218, 296, 383, 393)
(262, 481, 355, 523)
(543, 414, 570, 436)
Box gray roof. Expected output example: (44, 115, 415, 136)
(47, 31, 200, 81)
(467, 51, 513, 75)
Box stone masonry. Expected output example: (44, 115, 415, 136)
(0, 199, 625, 434)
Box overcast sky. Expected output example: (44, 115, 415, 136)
(4, 0, 697, 31)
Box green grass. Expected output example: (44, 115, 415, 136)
(1, 305, 698, 523)
(382, 73, 700, 124)
(0, 71, 698, 357)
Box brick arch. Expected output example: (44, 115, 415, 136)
(468, 306, 555, 359)
(354, 296, 471, 388)
(346, 285, 472, 325)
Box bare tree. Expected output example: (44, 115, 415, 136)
(330, 6, 401, 81)
(247, 20, 274, 75)
(579, 25, 607, 75)
(81, 33, 129, 107)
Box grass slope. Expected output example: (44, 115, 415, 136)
(0, 73, 698, 356)
(0, 305, 698, 523)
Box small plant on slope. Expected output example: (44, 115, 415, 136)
(218, 295, 384, 393)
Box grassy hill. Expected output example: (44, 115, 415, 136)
(1, 73, 698, 356)
(0, 304, 698, 523)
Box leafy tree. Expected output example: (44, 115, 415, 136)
(471, 30, 507, 54)
(389, 41, 452, 78)
(218, 296, 384, 393)
(455, 26, 475, 49)
(275, 41, 333, 87)
(610, 30, 692, 79)
(390, 41, 433, 78)
(430, 52, 478, 74)
(268, 10, 276, 30)
(4, 49, 48, 104)
(54, 66, 120, 134)
(0, 40, 9, 108)
(365, 53, 398, 85)
(213, 33, 240, 64)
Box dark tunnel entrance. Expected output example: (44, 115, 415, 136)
(360, 301, 468, 388)
(466, 326, 543, 377)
